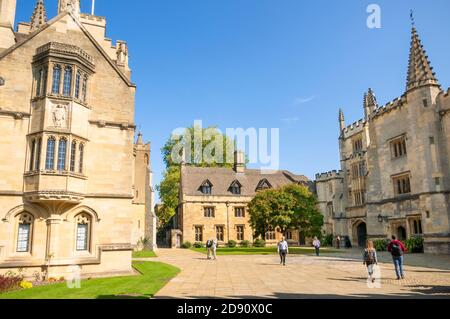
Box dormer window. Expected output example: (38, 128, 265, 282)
(256, 179, 272, 191)
(200, 180, 213, 195)
(229, 180, 242, 195)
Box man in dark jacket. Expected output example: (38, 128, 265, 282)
(387, 235, 407, 280)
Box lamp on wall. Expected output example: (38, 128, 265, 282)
(377, 214, 389, 223)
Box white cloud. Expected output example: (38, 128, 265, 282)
(293, 95, 316, 106)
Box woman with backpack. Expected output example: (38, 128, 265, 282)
(363, 240, 378, 283)
(387, 235, 407, 280)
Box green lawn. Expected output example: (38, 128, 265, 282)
(0, 261, 179, 299)
(191, 247, 340, 255)
(132, 250, 157, 258)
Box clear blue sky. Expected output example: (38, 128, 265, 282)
(16, 1, 450, 202)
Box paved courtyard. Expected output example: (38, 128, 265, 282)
(146, 249, 450, 299)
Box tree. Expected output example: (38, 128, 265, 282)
(157, 125, 235, 228)
(248, 184, 323, 240)
(283, 184, 324, 238)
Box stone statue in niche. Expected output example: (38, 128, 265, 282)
(52, 104, 67, 128)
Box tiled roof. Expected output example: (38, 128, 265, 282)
(181, 165, 310, 197)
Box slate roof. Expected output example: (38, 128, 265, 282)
(181, 165, 311, 197)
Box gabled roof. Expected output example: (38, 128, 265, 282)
(0, 12, 135, 88)
(181, 165, 310, 197)
(255, 178, 272, 191)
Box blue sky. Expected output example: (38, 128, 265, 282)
(15, 1, 450, 202)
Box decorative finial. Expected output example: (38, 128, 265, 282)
(410, 9, 415, 27)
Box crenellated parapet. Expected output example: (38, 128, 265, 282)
(315, 170, 344, 182)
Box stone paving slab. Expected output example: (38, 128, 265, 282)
(148, 249, 450, 299)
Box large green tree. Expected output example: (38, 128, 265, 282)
(248, 184, 323, 240)
(156, 125, 234, 227)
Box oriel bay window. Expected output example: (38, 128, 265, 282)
(62, 66, 73, 96)
(52, 65, 61, 94)
(75, 71, 81, 99)
(78, 143, 84, 174)
(29, 140, 36, 171)
(45, 137, 56, 170)
(70, 141, 77, 172)
(57, 138, 67, 171)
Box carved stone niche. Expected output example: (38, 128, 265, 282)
(51, 104, 68, 128)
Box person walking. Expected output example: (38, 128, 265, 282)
(278, 236, 289, 266)
(363, 240, 378, 283)
(387, 235, 407, 280)
(313, 237, 321, 256)
(211, 238, 218, 260)
(336, 236, 341, 249)
(206, 239, 213, 260)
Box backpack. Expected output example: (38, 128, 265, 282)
(365, 249, 375, 264)
(391, 243, 403, 257)
(206, 240, 212, 248)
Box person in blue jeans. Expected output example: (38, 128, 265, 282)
(387, 235, 407, 280)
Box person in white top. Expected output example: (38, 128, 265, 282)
(313, 237, 321, 256)
(277, 237, 289, 266)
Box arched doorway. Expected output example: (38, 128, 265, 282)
(397, 226, 407, 241)
(356, 222, 367, 247)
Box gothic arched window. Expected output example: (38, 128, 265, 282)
(36, 69, 44, 97)
(29, 140, 36, 171)
(78, 144, 84, 174)
(75, 71, 81, 99)
(35, 138, 42, 171)
(16, 213, 34, 253)
(57, 138, 67, 171)
(45, 137, 56, 170)
(52, 65, 61, 94)
(75, 213, 91, 252)
(63, 66, 73, 96)
(82, 75, 88, 102)
(70, 141, 77, 172)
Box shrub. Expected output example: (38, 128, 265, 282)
(193, 242, 204, 248)
(0, 271, 23, 293)
(181, 241, 192, 249)
(374, 239, 389, 252)
(227, 240, 237, 248)
(253, 239, 266, 247)
(405, 236, 424, 254)
(240, 240, 251, 247)
(19, 281, 33, 289)
(322, 234, 334, 247)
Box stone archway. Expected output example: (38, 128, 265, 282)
(353, 221, 367, 248)
(397, 226, 407, 241)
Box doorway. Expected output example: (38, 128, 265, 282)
(397, 226, 407, 241)
(357, 222, 367, 247)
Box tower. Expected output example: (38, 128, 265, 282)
(0, 0, 17, 50)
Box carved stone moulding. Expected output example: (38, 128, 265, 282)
(24, 191, 85, 203)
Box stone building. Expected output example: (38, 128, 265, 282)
(0, 0, 155, 278)
(316, 25, 450, 254)
(174, 151, 310, 247)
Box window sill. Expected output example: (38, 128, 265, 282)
(24, 170, 88, 180)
